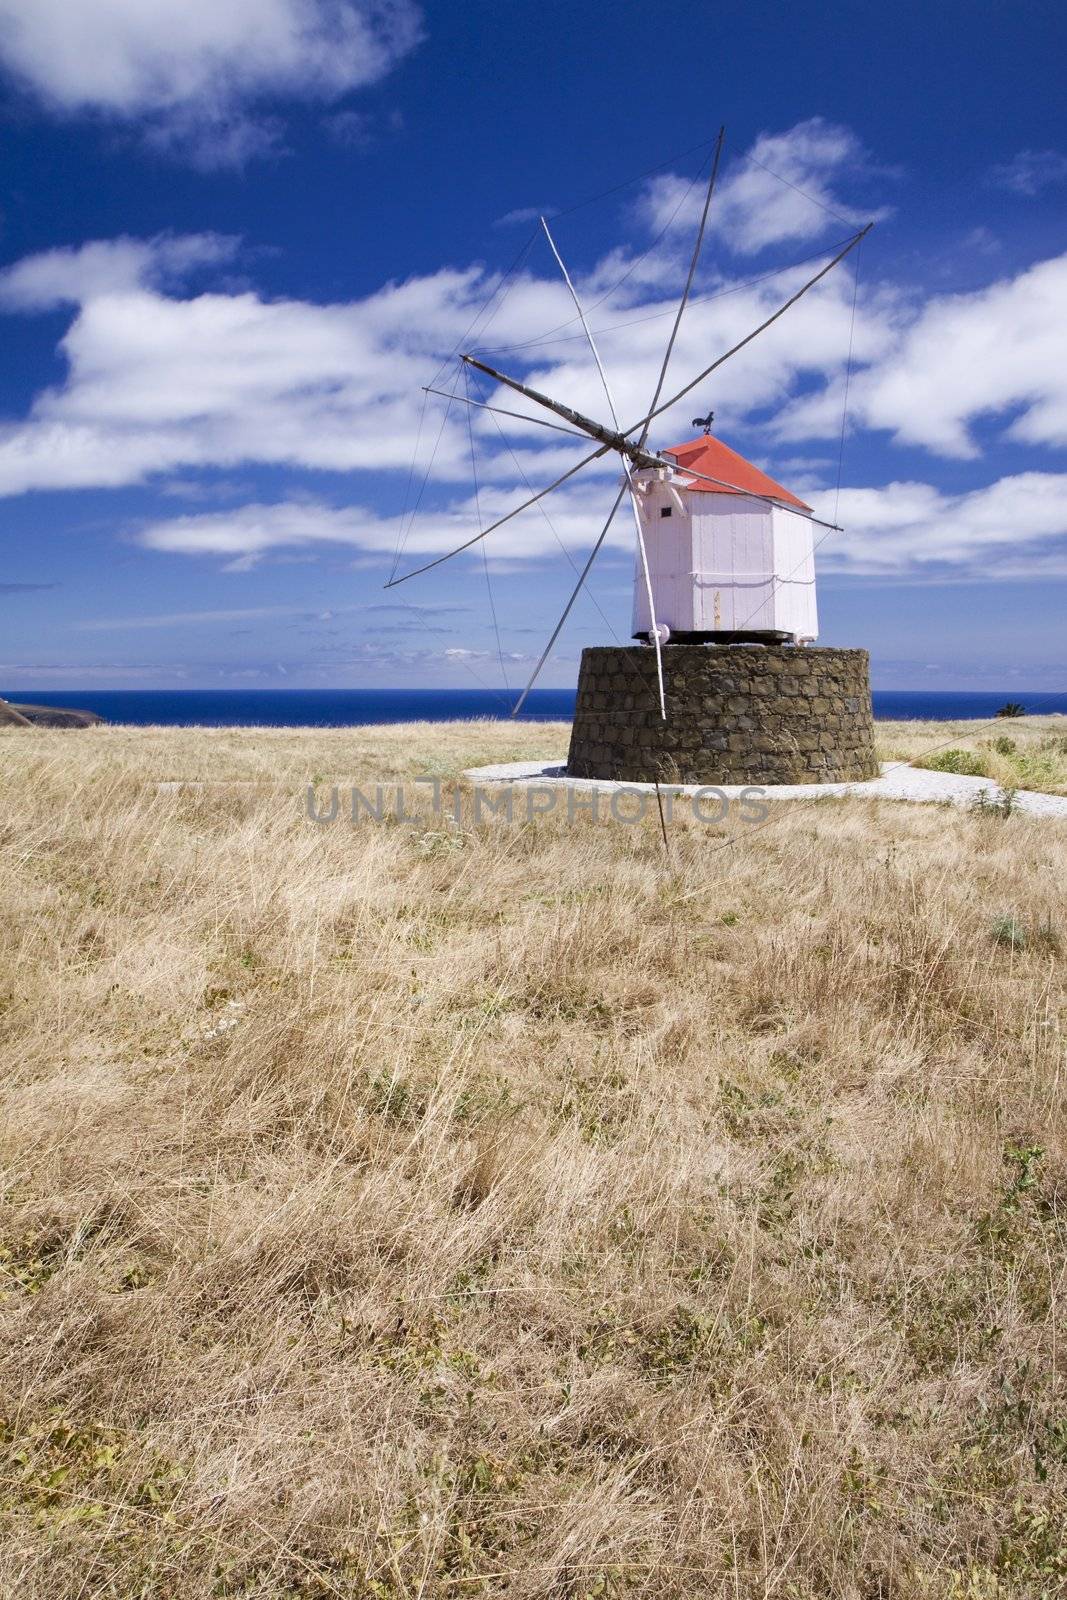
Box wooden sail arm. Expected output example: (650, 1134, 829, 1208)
(510, 481, 629, 717)
(422, 383, 589, 439)
(450, 350, 844, 530)
(460, 354, 661, 470)
(538, 214, 666, 720)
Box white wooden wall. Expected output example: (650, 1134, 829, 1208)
(770, 506, 818, 641)
(631, 482, 818, 641)
(691, 498, 775, 632)
(630, 481, 696, 634)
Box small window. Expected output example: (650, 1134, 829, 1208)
(659, 505, 672, 518)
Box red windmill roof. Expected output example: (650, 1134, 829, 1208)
(662, 434, 811, 512)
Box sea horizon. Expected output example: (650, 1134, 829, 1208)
(5, 686, 1067, 728)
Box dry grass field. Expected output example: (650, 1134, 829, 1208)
(1, 716, 1065, 1598)
(877, 719, 1067, 798)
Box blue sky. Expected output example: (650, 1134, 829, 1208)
(1, 0, 1065, 693)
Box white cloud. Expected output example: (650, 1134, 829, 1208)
(134, 468, 1067, 587)
(0, 120, 902, 500)
(323, 108, 373, 148)
(0, 220, 1060, 502)
(138, 502, 381, 559)
(0, 660, 193, 681)
(134, 479, 635, 569)
(639, 119, 886, 256)
(862, 255, 1067, 457)
(0, 116, 1066, 585)
(987, 150, 1067, 197)
(76, 603, 315, 631)
(493, 206, 556, 230)
(0, 234, 238, 310)
(812, 472, 1067, 577)
(777, 254, 1067, 457)
(0, 241, 511, 492)
(0, 0, 422, 167)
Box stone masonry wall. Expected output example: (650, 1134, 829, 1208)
(567, 644, 878, 784)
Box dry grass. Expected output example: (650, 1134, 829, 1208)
(1, 718, 1065, 1598)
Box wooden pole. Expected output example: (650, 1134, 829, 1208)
(540, 217, 666, 719)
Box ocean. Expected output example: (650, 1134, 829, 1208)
(5, 688, 1067, 727)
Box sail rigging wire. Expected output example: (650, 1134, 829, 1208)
(540, 217, 621, 429)
(390, 231, 865, 592)
(472, 233, 857, 355)
(425, 229, 539, 393)
(470, 154, 715, 363)
(620, 224, 872, 439)
(390, 386, 427, 581)
(741, 150, 858, 229)
(471, 384, 670, 721)
(426, 132, 721, 395)
(539, 215, 666, 718)
(465, 363, 510, 692)
(475, 379, 612, 588)
(389, 364, 464, 584)
(730, 237, 865, 637)
(510, 482, 629, 717)
(833, 239, 862, 527)
(477, 389, 631, 629)
(385, 441, 609, 589)
(553, 131, 721, 220)
(470, 131, 860, 366)
(635, 125, 725, 452)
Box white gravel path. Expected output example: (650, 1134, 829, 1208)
(462, 760, 1067, 819)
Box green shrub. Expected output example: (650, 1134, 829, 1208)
(919, 748, 990, 777)
(992, 914, 1026, 949)
(1012, 752, 1062, 789)
(990, 915, 1062, 953)
(970, 785, 1018, 818)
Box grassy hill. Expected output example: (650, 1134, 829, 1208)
(0, 719, 1064, 1598)
(0, 698, 103, 728)
(0, 697, 31, 726)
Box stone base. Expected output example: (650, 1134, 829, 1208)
(567, 644, 878, 785)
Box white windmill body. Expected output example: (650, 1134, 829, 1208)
(629, 432, 818, 645)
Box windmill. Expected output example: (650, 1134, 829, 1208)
(389, 131, 880, 788)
